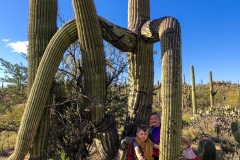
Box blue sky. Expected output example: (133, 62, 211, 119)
(0, 0, 239, 84)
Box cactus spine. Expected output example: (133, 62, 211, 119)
(159, 17, 182, 159)
(190, 65, 197, 115)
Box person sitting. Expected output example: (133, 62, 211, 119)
(134, 124, 159, 160)
(148, 111, 191, 159)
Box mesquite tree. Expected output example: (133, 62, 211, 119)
(9, 0, 182, 159)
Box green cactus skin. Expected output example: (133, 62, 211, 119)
(123, 0, 154, 137)
(191, 65, 197, 115)
(231, 122, 240, 143)
(231, 121, 240, 159)
(182, 75, 186, 109)
(209, 71, 217, 108)
(157, 80, 161, 106)
(72, 1, 119, 159)
(159, 17, 182, 159)
(9, 20, 79, 160)
(27, 0, 57, 159)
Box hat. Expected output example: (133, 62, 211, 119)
(185, 148, 201, 160)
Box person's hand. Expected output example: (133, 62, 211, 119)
(136, 152, 144, 160)
(186, 141, 191, 148)
(181, 137, 191, 148)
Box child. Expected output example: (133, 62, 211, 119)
(134, 124, 159, 160)
(148, 112, 161, 159)
(148, 112, 191, 160)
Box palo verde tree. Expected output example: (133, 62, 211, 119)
(9, 0, 182, 159)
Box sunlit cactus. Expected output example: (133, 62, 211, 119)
(209, 71, 217, 108)
(159, 17, 182, 159)
(191, 65, 197, 115)
(27, 0, 57, 159)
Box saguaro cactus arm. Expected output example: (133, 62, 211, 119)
(9, 20, 78, 160)
(142, 16, 182, 159)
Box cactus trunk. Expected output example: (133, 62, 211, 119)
(72, 1, 119, 159)
(209, 71, 214, 108)
(27, 0, 57, 159)
(191, 65, 197, 115)
(159, 17, 182, 159)
(123, 0, 154, 137)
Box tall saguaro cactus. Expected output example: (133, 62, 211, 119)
(191, 65, 197, 115)
(123, 0, 154, 136)
(159, 17, 182, 159)
(72, 0, 119, 159)
(27, 0, 57, 159)
(209, 71, 216, 108)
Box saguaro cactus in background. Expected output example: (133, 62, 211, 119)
(157, 80, 161, 106)
(209, 71, 217, 108)
(182, 75, 186, 109)
(27, 0, 57, 159)
(191, 65, 197, 115)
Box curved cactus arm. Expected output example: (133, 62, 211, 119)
(142, 16, 182, 159)
(9, 20, 78, 160)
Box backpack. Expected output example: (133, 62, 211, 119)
(127, 141, 137, 160)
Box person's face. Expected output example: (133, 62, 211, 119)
(136, 130, 148, 141)
(150, 114, 160, 127)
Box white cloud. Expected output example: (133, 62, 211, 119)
(2, 39, 9, 42)
(6, 41, 28, 54)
